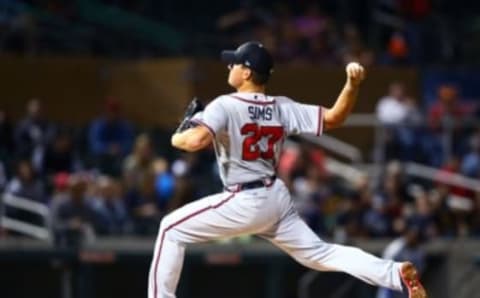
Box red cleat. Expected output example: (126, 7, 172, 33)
(400, 262, 428, 298)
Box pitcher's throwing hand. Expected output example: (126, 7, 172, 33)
(346, 62, 366, 86)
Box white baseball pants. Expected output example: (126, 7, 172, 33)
(148, 179, 403, 298)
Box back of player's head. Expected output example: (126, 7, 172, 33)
(221, 41, 274, 84)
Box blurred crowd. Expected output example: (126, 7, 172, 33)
(1, 0, 480, 65)
(371, 82, 480, 244)
(0, 84, 479, 248)
(0, 98, 220, 246)
(0, 1, 480, 251)
(215, 0, 443, 66)
(376, 82, 479, 168)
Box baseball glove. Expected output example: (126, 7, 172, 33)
(175, 97, 204, 133)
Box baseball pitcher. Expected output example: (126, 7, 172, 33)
(148, 41, 428, 298)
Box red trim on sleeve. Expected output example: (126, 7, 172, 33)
(317, 106, 323, 136)
(190, 119, 216, 137)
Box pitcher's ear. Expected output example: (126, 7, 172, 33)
(242, 67, 253, 81)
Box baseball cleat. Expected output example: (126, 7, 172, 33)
(400, 262, 428, 298)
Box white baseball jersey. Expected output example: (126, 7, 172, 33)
(149, 92, 405, 298)
(191, 92, 324, 186)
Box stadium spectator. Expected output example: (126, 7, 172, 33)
(14, 98, 56, 171)
(277, 141, 299, 188)
(365, 161, 411, 237)
(166, 153, 206, 212)
(288, 3, 339, 65)
(292, 164, 330, 235)
(125, 169, 164, 235)
(276, 141, 333, 235)
(376, 82, 411, 125)
(49, 172, 70, 209)
(88, 97, 134, 177)
(444, 159, 476, 236)
(425, 84, 474, 166)
(91, 176, 129, 235)
(278, 141, 327, 184)
(407, 185, 438, 239)
(428, 84, 472, 131)
(335, 174, 372, 241)
(338, 23, 373, 65)
(172, 149, 218, 200)
(216, 0, 274, 49)
(51, 174, 104, 247)
(275, 18, 304, 64)
(293, 2, 327, 40)
(2, 159, 46, 234)
(123, 133, 155, 191)
(42, 128, 77, 176)
(306, 32, 338, 65)
(376, 223, 426, 298)
(383, 31, 410, 65)
(5, 159, 46, 203)
(152, 158, 176, 209)
(430, 157, 476, 236)
(460, 129, 480, 178)
(363, 194, 393, 237)
(375, 82, 422, 162)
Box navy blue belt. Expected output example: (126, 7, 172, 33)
(225, 176, 276, 192)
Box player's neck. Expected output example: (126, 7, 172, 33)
(237, 82, 265, 94)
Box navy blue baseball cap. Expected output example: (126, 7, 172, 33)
(221, 41, 274, 76)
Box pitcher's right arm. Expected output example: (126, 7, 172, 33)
(323, 62, 365, 130)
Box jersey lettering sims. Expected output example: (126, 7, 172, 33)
(191, 92, 324, 186)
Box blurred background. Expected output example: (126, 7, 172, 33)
(0, 0, 480, 298)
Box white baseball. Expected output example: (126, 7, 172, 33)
(346, 62, 362, 72)
(346, 62, 365, 82)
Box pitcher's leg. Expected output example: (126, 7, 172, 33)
(148, 219, 186, 298)
(261, 211, 403, 291)
(149, 190, 271, 298)
(148, 192, 236, 298)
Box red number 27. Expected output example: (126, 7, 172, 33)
(241, 123, 284, 161)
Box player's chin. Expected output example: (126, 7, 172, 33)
(228, 79, 240, 89)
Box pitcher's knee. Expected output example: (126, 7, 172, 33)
(159, 213, 185, 242)
(331, 243, 365, 255)
(160, 214, 174, 230)
(158, 215, 174, 236)
(292, 255, 330, 271)
(290, 242, 345, 270)
(290, 247, 332, 268)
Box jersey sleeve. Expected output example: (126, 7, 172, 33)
(278, 97, 325, 136)
(190, 111, 204, 122)
(190, 97, 227, 136)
